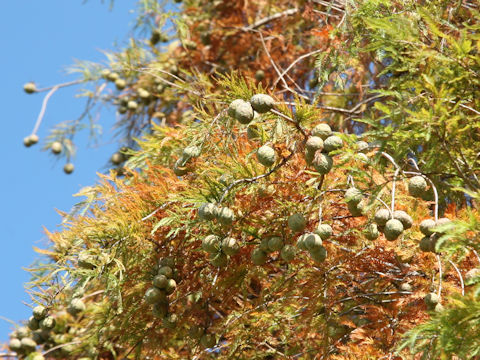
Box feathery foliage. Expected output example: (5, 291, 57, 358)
(12, 0, 480, 359)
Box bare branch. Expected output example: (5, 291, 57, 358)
(270, 109, 307, 138)
(32, 85, 59, 135)
(272, 49, 323, 89)
(218, 150, 296, 203)
(244, 8, 299, 31)
(406, 160, 440, 221)
(42, 340, 83, 356)
(34, 79, 84, 93)
(436, 254, 443, 299)
(256, 31, 309, 100)
(312, 0, 346, 13)
(391, 168, 400, 215)
(448, 260, 464, 296)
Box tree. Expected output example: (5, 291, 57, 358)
(9, 0, 480, 359)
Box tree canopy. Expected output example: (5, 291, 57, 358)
(8, 0, 480, 359)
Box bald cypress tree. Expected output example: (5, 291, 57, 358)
(11, 0, 480, 358)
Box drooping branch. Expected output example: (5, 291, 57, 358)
(448, 260, 464, 296)
(391, 167, 400, 215)
(406, 158, 440, 221)
(30, 79, 85, 136)
(436, 254, 443, 298)
(32, 85, 60, 135)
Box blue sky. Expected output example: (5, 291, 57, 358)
(0, 1, 137, 342)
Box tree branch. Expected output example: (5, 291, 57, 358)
(34, 79, 83, 93)
(244, 8, 299, 31)
(272, 49, 323, 89)
(448, 260, 464, 296)
(218, 150, 296, 203)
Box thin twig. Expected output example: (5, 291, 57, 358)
(312, 9, 341, 18)
(448, 260, 464, 296)
(142, 202, 174, 221)
(30, 79, 86, 141)
(335, 291, 413, 304)
(337, 10, 347, 28)
(196, 110, 227, 160)
(380, 152, 400, 170)
(263, 341, 287, 357)
(347, 174, 354, 187)
(244, 8, 299, 30)
(312, 0, 346, 12)
(32, 85, 60, 135)
(258, 32, 288, 90)
(0, 353, 16, 358)
(271, 109, 307, 137)
(373, 194, 393, 216)
(143, 67, 186, 84)
(81, 290, 105, 300)
(272, 49, 322, 89)
(436, 254, 443, 299)
(447, 99, 480, 115)
(256, 31, 309, 100)
(318, 202, 323, 226)
(280, 95, 383, 115)
(431, 179, 439, 222)
(473, 249, 480, 264)
(391, 168, 400, 215)
(42, 340, 83, 356)
(379, 152, 402, 217)
(133, 67, 202, 97)
(34, 79, 83, 93)
(319, 94, 383, 114)
(406, 159, 439, 221)
(218, 150, 296, 203)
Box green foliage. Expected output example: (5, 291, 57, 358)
(349, 0, 480, 202)
(14, 0, 480, 358)
(399, 294, 480, 359)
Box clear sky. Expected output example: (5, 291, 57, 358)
(0, 1, 137, 342)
